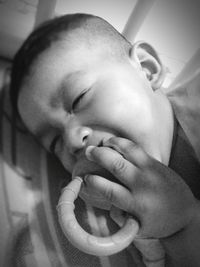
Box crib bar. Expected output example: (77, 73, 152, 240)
(122, 0, 157, 43)
(34, 0, 57, 28)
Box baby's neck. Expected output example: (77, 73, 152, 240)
(154, 89, 174, 165)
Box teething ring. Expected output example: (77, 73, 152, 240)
(57, 176, 139, 256)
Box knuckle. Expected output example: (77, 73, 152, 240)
(104, 186, 115, 203)
(111, 157, 126, 175)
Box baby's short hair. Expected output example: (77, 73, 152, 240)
(10, 13, 131, 117)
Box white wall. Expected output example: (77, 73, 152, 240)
(135, 0, 200, 85)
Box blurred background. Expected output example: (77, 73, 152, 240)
(0, 0, 200, 82)
(0, 1, 200, 267)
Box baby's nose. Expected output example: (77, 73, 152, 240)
(64, 126, 92, 156)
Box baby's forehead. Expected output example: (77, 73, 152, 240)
(33, 41, 110, 79)
(38, 33, 92, 60)
(25, 28, 125, 97)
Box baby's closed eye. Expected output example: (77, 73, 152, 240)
(72, 88, 90, 111)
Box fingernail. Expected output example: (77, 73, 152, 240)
(73, 176, 83, 183)
(85, 145, 95, 160)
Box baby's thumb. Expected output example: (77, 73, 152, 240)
(110, 206, 126, 227)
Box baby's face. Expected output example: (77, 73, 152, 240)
(18, 41, 168, 208)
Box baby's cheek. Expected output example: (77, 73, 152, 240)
(58, 149, 76, 174)
(92, 98, 127, 123)
(94, 98, 155, 144)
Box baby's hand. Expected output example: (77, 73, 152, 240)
(85, 137, 198, 239)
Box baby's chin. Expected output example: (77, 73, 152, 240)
(72, 158, 116, 210)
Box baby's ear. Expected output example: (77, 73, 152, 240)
(130, 41, 166, 90)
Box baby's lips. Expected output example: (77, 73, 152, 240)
(72, 157, 102, 180)
(57, 176, 139, 256)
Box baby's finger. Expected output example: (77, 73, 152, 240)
(85, 174, 135, 214)
(85, 146, 139, 188)
(103, 137, 153, 168)
(110, 206, 126, 227)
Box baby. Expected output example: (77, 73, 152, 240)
(10, 13, 200, 266)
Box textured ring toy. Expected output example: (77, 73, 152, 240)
(57, 176, 139, 256)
